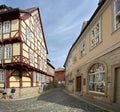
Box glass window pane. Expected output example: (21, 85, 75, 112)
(89, 63, 105, 93)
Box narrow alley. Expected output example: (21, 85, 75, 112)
(0, 88, 109, 112)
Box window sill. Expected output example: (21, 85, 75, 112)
(3, 32, 10, 34)
(88, 91, 105, 96)
(4, 58, 12, 60)
(89, 41, 102, 52)
(111, 27, 120, 35)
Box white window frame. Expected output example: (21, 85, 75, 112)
(3, 21, 10, 33)
(0, 22, 2, 35)
(41, 74, 45, 83)
(33, 72, 37, 83)
(114, 0, 120, 30)
(0, 69, 4, 82)
(39, 58, 42, 70)
(4, 45, 12, 59)
(0, 46, 2, 59)
(37, 73, 42, 83)
(90, 20, 101, 49)
(80, 39, 86, 57)
(29, 51, 34, 64)
(88, 63, 105, 94)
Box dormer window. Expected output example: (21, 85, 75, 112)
(114, 0, 120, 30)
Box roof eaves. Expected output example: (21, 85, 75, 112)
(0, 8, 19, 15)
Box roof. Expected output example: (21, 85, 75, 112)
(64, 0, 106, 67)
(25, 7, 38, 12)
(55, 67, 65, 72)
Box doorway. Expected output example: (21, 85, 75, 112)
(115, 68, 120, 103)
(76, 76, 82, 92)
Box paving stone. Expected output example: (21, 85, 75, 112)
(0, 88, 108, 112)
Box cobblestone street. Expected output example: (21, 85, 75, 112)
(0, 88, 109, 112)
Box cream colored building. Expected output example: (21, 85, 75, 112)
(64, 0, 120, 104)
(0, 5, 51, 97)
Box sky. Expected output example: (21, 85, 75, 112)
(0, 0, 99, 68)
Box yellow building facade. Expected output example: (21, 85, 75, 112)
(64, 0, 120, 104)
(0, 5, 51, 97)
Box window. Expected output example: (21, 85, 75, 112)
(4, 45, 12, 59)
(80, 39, 86, 57)
(41, 75, 45, 83)
(88, 63, 105, 93)
(42, 60, 44, 70)
(33, 72, 37, 83)
(40, 59, 42, 70)
(3, 21, 10, 33)
(0, 22, 2, 35)
(114, 0, 120, 30)
(37, 73, 42, 83)
(90, 20, 101, 49)
(0, 46, 2, 59)
(0, 69, 4, 82)
(26, 27, 32, 41)
(29, 52, 34, 64)
(34, 23, 37, 33)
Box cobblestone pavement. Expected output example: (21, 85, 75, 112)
(0, 88, 109, 112)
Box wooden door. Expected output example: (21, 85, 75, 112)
(76, 76, 81, 92)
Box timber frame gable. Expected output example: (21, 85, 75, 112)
(0, 5, 48, 74)
(0, 5, 53, 94)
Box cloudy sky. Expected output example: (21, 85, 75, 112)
(0, 0, 99, 68)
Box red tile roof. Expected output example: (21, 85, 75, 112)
(55, 67, 65, 72)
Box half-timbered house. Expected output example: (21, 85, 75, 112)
(0, 5, 50, 97)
